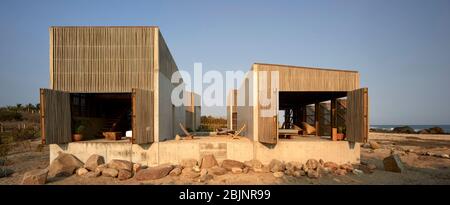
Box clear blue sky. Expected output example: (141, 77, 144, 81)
(0, 0, 449, 125)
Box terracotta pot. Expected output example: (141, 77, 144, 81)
(72, 134, 83, 142)
(336, 133, 345, 141)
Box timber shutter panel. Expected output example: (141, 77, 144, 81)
(346, 88, 369, 143)
(258, 71, 278, 144)
(40, 88, 72, 144)
(132, 88, 154, 144)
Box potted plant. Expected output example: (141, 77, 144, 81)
(336, 126, 346, 141)
(72, 124, 85, 142)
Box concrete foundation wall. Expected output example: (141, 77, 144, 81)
(50, 139, 360, 166)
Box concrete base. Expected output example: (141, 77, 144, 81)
(50, 136, 360, 166)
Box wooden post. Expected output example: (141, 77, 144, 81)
(331, 98, 337, 140)
(315, 102, 320, 136)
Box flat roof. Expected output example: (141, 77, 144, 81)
(253, 62, 359, 73)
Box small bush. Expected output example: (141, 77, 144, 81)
(11, 127, 40, 141)
(0, 109, 23, 121)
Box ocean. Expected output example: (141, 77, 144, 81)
(371, 125, 450, 133)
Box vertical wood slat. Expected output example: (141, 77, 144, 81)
(51, 27, 154, 93)
(132, 88, 154, 144)
(346, 88, 369, 143)
(41, 88, 72, 144)
(258, 71, 278, 144)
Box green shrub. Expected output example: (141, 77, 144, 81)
(0, 109, 23, 121)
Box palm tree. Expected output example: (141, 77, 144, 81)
(26, 103, 35, 113)
(16, 104, 22, 111)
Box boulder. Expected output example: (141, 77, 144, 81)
(181, 167, 200, 178)
(107, 159, 132, 171)
(192, 165, 201, 172)
(429, 127, 445, 134)
(231, 167, 243, 174)
(393, 126, 415, 134)
(94, 164, 107, 176)
(323, 162, 339, 171)
(118, 169, 132, 180)
(286, 161, 302, 172)
(352, 169, 363, 175)
(76, 167, 89, 176)
(200, 169, 208, 177)
(84, 171, 101, 178)
(335, 169, 347, 175)
(200, 154, 218, 169)
(244, 159, 263, 169)
(307, 170, 319, 178)
(440, 154, 450, 159)
(222, 159, 246, 171)
(292, 170, 305, 177)
(383, 154, 405, 173)
(133, 163, 142, 174)
(305, 159, 319, 170)
(169, 167, 182, 176)
(84, 154, 105, 171)
(318, 166, 331, 175)
(243, 167, 249, 174)
(273, 171, 284, 178)
(269, 159, 285, 173)
(340, 163, 354, 172)
(209, 166, 227, 175)
(369, 141, 381, 149)
(48, 152, 84, 177)
(418, 129, 430, 134)
(135, 164, 174, 180)
(102, 168, 119, 177)
(21, 169, 48, 185)
(301, 122, 316, 135)
(180, 159, 198, 168)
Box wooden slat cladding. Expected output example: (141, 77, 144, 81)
(256, 63, 359, 92)
(132, 88, 154, 144)
(40, 88, 72, 144)
(258, 71, 278, 144)
(158, 31, 179, 81)
(346, 88, 369, 143)
(51, 27, 154, 92)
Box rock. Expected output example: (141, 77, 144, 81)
(318, 166, 331, 175)
(180, 159, 198, 168)
(48, 152, 84, 177)
(269, 159, 285, 173)
(169, 167, 182, 176)
(362, 143, 371, 148)
(319, 159, 324, 166)
(209, 166, 227, 175)
(200, 154, 218, 169)
(84, 171, 100, 178)
(273, 171, 284, 178)
(393, 126, 415, 134)
(352, 169, 363, 175)
(181, 167, 200, 178)
(440, 154, 450, 159)
(425, 151, 434, 156)
(84, 154, 105, 171)
(0, 167, 14, 178)
(108, 159, 132, 171)
(118, 169, 132, 180)
(175, 134, 181, 140)
(429, 127, 445, 134)
(286, 161, 302, 172)
(335, 169, 347, 175)
(339, 163, 354, 172)
(244, 159, 263, 169)
(231, 167, 243, 174)
(133, 163, 142, 174)
(135, 164, 174, 180)
(305, 159, 319, 170)
(222, 159, 246, 171)
(323, 162, 339, 171)
(367, 164, 377, 170)
(102, 168, 119, 177)
(369, 141, 381, 149)
(293, 170, 305, 177)
(383, 154, 405, 173)
(94, 164, 107, 176)
(197, 174, 214, 182)
(243, 167, 249, 174)
(21, 169, 48, 185)
(200, 169, 208, 177)
(192, 165, 201, 172)
(307, 170, 319, 178)
(76, 167, 89, 176)
(418, 129, 430, 134)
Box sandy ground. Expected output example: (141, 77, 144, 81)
(1, 132, 449, 185)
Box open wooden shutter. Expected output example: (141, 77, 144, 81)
(346, 88, 369, 143)
(258, 72, 278, 144)
(40, 88, 72, 144)
(132, 88, 154, 144)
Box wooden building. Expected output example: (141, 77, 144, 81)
(40, 26, 187, 145)
(235, 63, 369, 145)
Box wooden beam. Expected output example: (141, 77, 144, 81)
(330, 98, 337, 140)
(315, 102, 320, 136)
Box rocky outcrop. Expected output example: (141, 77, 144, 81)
(48, 152, 84, 177)
(21, 169, 48, 185)
(392, 126, 415, 134)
